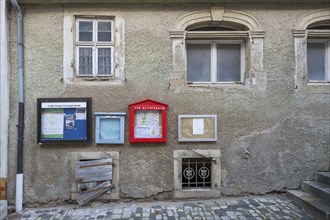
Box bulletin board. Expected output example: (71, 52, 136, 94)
(129, 99, 167, 143)
(95, 112, 126, 144)
(178, 115, 217, 142)
(37, 98, 92, 144)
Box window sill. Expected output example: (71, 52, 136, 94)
(187, 83, 244, 87)
(65, 77, 125, 86)
(295, 82, 330, 94)
(174, 189, 221, 199)
(307, 82, 330, 85)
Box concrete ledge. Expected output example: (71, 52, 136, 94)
(0, 200, 7, 220)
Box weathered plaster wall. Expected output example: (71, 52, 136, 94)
(8, 3, 330, 205)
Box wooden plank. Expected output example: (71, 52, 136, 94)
(76, 165, 112, 174)
(76, 180, 111, 206)
(76, 171, 112, 183)
(75, 159, 113, 183)
(76, 158, 112, 167)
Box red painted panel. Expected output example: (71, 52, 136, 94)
(129, 99, 167, 143)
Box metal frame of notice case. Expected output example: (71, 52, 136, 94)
(95, 112, 126, 144)
(37, 97, 92, 144)
(178, 114, 218, 142)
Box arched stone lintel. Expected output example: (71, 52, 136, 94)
(174, 7, 262, 31)
(294, 9, 330, 30)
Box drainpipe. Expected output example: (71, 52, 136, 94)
(0, 0, 9, 217)
(11, 0, 24, 213)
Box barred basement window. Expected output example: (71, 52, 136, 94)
(182, 158, 212, 189)
(173, 149, 221, 199)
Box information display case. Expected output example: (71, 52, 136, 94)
(178, 115, 217, 142)
(37, 98, 92, 144)
(129, 99, 168, 143)
(95, 112, 126, 144)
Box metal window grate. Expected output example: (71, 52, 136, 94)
(182, 158, 212, 189)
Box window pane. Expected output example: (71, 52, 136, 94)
(187, 44, 211, 82)
(98, 48, 112, 75)
(99, 118, 120, 141)
(79, 48, 93, 75)
(307, 43, 325, 81)
(217, 44, 241, 82)
(79, 21, 93, 41)
(98, 21, 112, 41)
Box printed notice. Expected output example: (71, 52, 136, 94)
(193, 118, 204, 135)
(41, 109, 64, 138)
(134, 125, 161, 138)
(135, 110, 162, 138)
(75, 108, 86, 120)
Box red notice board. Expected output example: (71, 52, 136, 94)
(129, 99, 168, 143)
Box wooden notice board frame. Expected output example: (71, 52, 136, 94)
(37, 97, 92, 144)
(178, 115, 217, 142)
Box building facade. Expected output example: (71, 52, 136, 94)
(1, 0, 329, 210)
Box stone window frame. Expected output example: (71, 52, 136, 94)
(293, 9, 330, 94)
(173, 149, 221, 198)
(63, 8, 125, 85)
(169, 7, 266, 92)
(71, 151, 120, 201)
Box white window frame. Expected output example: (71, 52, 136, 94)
(75, 18, 114, 77)
(186, 40, 245, 84)
(307, 39, 330, 83)
(169, 7, 266, 92)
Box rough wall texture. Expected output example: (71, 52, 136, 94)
(8, 3, 330, 205)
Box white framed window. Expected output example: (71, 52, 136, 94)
(293, 9, 329, 93)
(76, 18, 114, 76)
(169, 7, 266, 92)
(186, 40, 244, 84)
(307, 39, 330, 83)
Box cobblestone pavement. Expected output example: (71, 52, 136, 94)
(10, 194, 315, 220)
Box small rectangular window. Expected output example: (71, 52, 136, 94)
(76, 18, 114, 77)
(182, 158, 212, 189)
(307, 40, 330, 82)
(79, 21, 93, 41)
(97, 21, 112, 42)
(187, 44, 211, 82)
(217, 44, 241, 82)
(79, 47, 93, 75)
(186, 41, 244, 84)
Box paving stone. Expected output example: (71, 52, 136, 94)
(113, 208, 122, 214)
(226, 211, 237, 219)
(269, 205, 280, 212)
(112, 214, 121, 219)
(142, 212, 150, 218)
(15, 195, 315, 220)
(167, 210, 174, 216)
